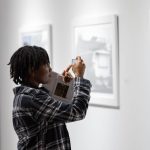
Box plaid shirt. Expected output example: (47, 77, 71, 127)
(13, 77, 91, 150)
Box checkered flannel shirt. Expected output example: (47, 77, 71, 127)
(13, 77, 91, 150)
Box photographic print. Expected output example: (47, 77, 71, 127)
(19, 24, 53, 66)
(54, 83, 69, 98)
(73, 15, 119, 108)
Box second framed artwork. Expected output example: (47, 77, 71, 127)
(72, 15, 119, 108)
(19, 24, 53, 66)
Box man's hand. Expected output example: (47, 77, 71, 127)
(72, 56, 85, 78)
(62, 65, 73, 83)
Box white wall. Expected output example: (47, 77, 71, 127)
(1, 0, 150, 150)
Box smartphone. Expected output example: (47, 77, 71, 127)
(72, 59, 76, 64)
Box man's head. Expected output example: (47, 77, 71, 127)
(8, 45, 51, 85)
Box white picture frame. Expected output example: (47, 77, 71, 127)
(19, 24, 53, 67)
(72, 15, 119, 108)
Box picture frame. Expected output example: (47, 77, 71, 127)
(19, 24, 53, 67)
(72, 15, 119, 108)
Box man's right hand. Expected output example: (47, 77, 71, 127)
(72, 56, 86, 78)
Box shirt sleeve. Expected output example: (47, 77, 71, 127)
(32, 77, 92, 123)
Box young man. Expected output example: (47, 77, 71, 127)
(8, 45, 91, 150)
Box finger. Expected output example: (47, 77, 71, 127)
(76, 56, 83, 63)
(64, 72, 68, 76)
(76, 56, 82, 61)
(62, 64, 72, 75)
(64, 64, 72, 72)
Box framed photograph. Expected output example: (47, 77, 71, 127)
(19, 24, 53, 66)
(72, 15, 119, 108)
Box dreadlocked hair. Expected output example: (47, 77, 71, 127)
(8, 45, 50, 85)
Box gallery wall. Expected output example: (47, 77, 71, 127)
(0, 0, 150, 150)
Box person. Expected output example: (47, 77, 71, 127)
(8, 45, 91, 150)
